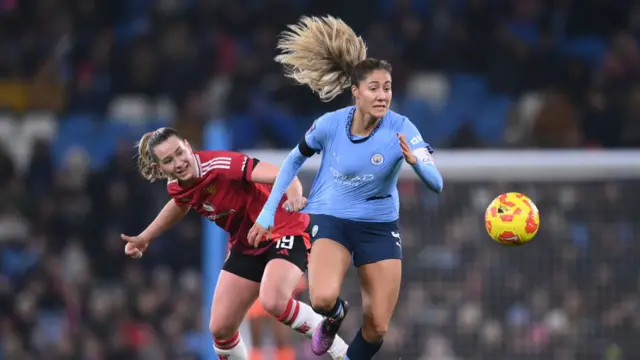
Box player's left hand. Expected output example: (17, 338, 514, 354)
(397, 133, 417, 165)
(121, 234, 150, 259)
(248, 211, 274, 247)
(124, 242, 148, 259)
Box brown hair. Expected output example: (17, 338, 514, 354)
(136, 127, 181, 182)
(275, 15, 392, 102)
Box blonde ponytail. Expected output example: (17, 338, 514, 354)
(136, 132, 165, 182)
(275, 16, 367, 102)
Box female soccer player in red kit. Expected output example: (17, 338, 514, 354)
(120, 127, 348, 360)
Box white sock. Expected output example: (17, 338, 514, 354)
(213, 332, 248, 360)
(277, 298, 349, 359)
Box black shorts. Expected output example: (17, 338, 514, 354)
(222, 235, 309, 283)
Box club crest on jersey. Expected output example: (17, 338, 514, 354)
(204, 185, 216, 194)
(371, 154, 384, 166)
(202, 202, 215, 212)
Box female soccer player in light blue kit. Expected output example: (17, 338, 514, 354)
(248, 16, 443, 360)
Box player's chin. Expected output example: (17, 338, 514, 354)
(370, 106, 388, 118)
(176, 172, 195, 181)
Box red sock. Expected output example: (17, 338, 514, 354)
(276, 298, 318, 337)
(276, 298, 349, 358)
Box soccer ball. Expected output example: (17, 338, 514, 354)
(484, 192, 540, 246)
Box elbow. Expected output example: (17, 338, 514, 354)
(416, 163, 443, 194)
(431, 176, 443, 194)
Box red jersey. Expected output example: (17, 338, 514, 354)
(167, 150, 310, 255)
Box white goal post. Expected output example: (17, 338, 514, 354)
(243, 149, 640, 181)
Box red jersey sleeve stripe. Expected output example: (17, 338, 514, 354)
(201, 158, 232, 174)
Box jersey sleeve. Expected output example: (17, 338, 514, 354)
(299, 113, 333, 157)
(166, 180, 181, 204)
(203, 150, 258, 182)
(402, 118, 435, 162)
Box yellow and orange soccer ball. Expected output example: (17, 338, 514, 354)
(485, 192, 540, 246)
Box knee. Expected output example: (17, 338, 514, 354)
(209, 317, 237, 341)
(259, 290, 290, 318)
(310, 290, 340, 312)
(362, 315, 389, 343)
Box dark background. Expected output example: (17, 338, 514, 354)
(0, 0, 639, 359)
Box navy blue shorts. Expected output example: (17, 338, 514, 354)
(309, 214, 402, 267)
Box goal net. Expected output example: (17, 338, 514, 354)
(246, 149, 640, 360)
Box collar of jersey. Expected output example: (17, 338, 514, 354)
(345, 106, 384, 144)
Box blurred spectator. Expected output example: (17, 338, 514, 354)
(1, 1, 640, 359)
(532, 90, 581, 147)
(0, 0, 638, 148)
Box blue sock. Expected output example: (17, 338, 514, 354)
(346, 328, 383, 360)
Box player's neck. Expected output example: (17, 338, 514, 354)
(177, 177, 197, 187)
(352, 110, 380, 136)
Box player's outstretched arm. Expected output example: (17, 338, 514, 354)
(121, 200, 190, 257)
(261, 146, 308, 213)
(250, 161, 305, 205)
(249, 113, 330, 245)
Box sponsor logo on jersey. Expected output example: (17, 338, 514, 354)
(371, 153, 384, 166)
(206, 209, 235, 221)
(330, 167, 375, 186)
(202, 202, 215, 212)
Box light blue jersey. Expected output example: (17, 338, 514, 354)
(256, 106, 442, 230)
(303, 106, 429, 222)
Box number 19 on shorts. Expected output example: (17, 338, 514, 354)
(276, 236, 295, 250)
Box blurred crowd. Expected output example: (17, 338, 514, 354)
(1, 0, 640, 147)
(361, 178, 640, 360)
(1, 0, 640, 359)
(0, 143, 205, 360)
(4, 142, 639, 360)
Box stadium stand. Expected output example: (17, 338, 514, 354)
(1, 0, 639, 359)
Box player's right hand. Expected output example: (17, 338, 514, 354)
(248, 210, 275, 247)
(283, 196, 307, 212)
(121, 234, 149, 259)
